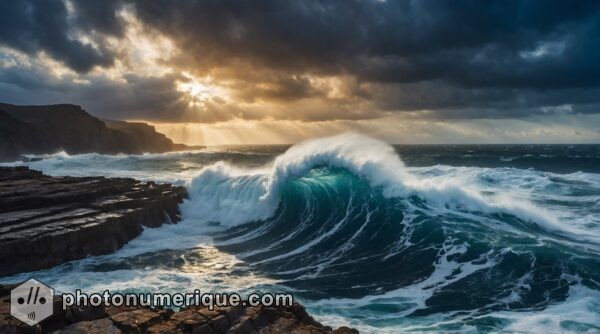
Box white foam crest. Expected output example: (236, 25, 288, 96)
(409, 165, 600, 240)
(181, 162, 275, 226)
(181, 133, 412, 227)
(405, 177, 562, 230)
(1, 150, 208, 184)
(263, 133, 413, 200)
(183, 133, 564, 232)
(501, 280, 600, 333)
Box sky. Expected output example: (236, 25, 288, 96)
(1, 0, 599, 145)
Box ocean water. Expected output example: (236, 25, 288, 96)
(2, 134, 600, 333)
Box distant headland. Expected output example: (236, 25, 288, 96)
(0, 103, 201, 162)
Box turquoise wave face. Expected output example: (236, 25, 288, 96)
(214, 167, 600, 330)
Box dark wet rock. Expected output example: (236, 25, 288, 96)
(0, 166, 187, 276)
(332, 327, 359, 334)
(168, 309, 208, 331)
(195, 323, 217, 334)
(0, 289, 358, 334)
(196, 309, 220, 321)
(220, 306, 245, 325)
(158, 309, 175, 321)
(227, 316, 256, 334)
(53, 318, 122, 334)
(110, 309, 164, 332)
(66, 305, 106, 323)
(209, 314, 229, 333)
(146, 322, 183, 334)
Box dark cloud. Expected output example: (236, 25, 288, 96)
(232, 74, 320, 102)
(123, 0, 600, 118)
(371, 81, 600, 117)
(0, 0, 599, 121)
(127, 0, 600, 87)
(0, 63, 264, 124)
(0, 0, 116, 73)
(70, 0, 126, 36)
(0, 67, 188, 120)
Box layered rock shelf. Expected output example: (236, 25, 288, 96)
(0, 284, 357, 333)
(0, 166, 187, 276)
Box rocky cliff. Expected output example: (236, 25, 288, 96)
(0, 110, 44, 160)
(0, 166, 187, 276)
(103, 120, 175, 153)
(0, 103, 190, 161)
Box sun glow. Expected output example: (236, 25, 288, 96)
(176, 73, 227, 107)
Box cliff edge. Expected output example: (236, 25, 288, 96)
(0, 103, 193, 161)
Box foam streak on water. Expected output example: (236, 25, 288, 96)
(2, 134, 600, 333)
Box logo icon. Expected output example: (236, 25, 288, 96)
(10, 279, 54, 326)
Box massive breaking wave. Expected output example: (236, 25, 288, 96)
(183, 133, 560, 229)
(179, 134, 600, 331)
(3, 134, 600, 332)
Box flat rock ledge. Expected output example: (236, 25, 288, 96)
(0, 166, 187, 276)
(0, 284, 358, 334)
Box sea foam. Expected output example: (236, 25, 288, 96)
(182, 133, 562, 232)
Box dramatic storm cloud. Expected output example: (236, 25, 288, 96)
(1, 0, 599, 143)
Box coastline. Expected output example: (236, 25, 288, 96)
(0, 166, 358, 333)
(0, 166, 187, 276)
